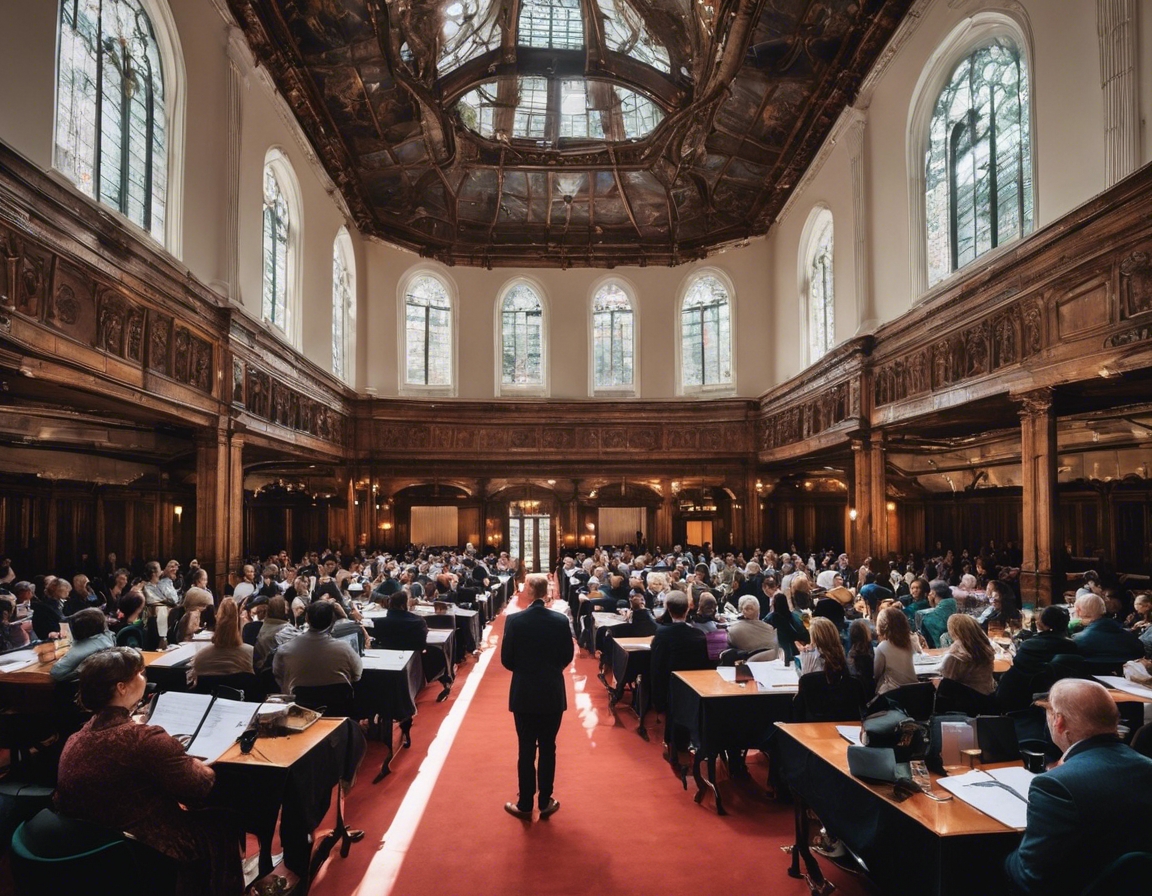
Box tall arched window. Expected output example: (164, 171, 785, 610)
(804, 208, 834, 364)
(924, 37, 1032, 287)
(679, 273, 733, 393)
(499, 282, 546, 393)
(591, 281, 635, 393)
(404, 273, 454, 390)
(332, 230, 355, 382)
(55, 0, 184, 248)
(262, 166, 289, 331)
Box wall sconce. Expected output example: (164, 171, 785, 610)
(886, 502, 896, 512)
(174, 505, 183, 520)
(586, 522, 596, 531)
(848, 508, 858, 522)
(382, 522, 392, 530)
(354, 500, 359, 506)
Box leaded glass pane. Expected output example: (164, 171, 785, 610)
(681, 275, 731, 388)
(518, 0, 583, 49)
(502, 284, 544, 385)
(332, 241, 351, 380)
(808, 216, 834, 362)
(558, 80, 605, 139)
(405, 275, 453, 386)
(262, 168, 289, 330)
(926, 38, 1031, 286)
(56, 0, 166, 240)
(513, 77, 550, 139)
(592, 283, 633, 388)
(617, 87, 663, 139)
(597, 0, 670, 73)
(439, 0, 501, 76)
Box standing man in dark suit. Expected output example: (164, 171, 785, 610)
(1004, 678, 1152, 895)
(501, 573, 573, 820)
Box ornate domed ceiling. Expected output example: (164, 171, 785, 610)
(228, 0, 913, 267)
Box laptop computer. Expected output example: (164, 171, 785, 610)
(847, 745, 913, 783)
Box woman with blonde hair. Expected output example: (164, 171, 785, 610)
(189, 599, 253, 685)
(873, 606, 921, 695)
(797, 617, 847, 676)
(939, 613, 996, 695)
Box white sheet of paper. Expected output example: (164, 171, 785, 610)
(361, 648, 413, 671)
(716, 666, 737, 682)
(0, 648, 42, 672)
(836, 725, 863, 746)
(1094, 675, 1152, 700)
(747, 660, 799, 691)
(934, 768, 1034, 829)
(148, 641, 211, 666)
(148, 691, 259, 763)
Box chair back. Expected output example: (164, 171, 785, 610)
(1131, 723, 1152, 760)
(191, 672, 262, 701)
(868, 682, 936, 720)
(704, 630, 728, 663)
(426, 614, 455, 629)
(933, 677, 999, 716)
(114, 626, 144, 649)
(795, 671, 866, 722)
(293, 682, 356, 718)
(1080, 852, 1152, 896)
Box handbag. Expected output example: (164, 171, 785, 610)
(861, 709, 928, 762)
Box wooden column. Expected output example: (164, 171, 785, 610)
(196, 430, 230, 594)
(1018, 389, 1059, 607)
(743, 466, 762, 551)
(851, 437, 873, 562)
(227, 433, 246, 581)
(655, 478, 674, 551)
(869, 431, 889, 560)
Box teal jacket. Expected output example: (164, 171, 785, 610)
(919, 598, 956, 647)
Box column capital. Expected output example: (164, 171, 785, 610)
(1014, 387, 1055, 419)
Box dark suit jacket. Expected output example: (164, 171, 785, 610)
(1073, 617, 1143, 666)
(1005, 735, 1152, 896)
(1011, 631, 1078, 677)
(373, 609, 429, 652)
(649, 621, 710, 713)
(31, 599, 67, 641)
(501, 600, 574, 714)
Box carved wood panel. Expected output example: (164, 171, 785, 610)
(236, 359, 347, 446)
(759, 378, 859, 451)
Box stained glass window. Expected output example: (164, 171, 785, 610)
(332, 237, 352, 380)
(925, 38, 1031, 286)
(518, 0, 584, 49)
(592, 283, 634, 389)
(56, 0, 167, 241)
(262, 166, 289, 331)
(808, 213, 834, 363)
(501, 283, 544, 386)
(405, 275, 453, 387)
(680, 275, 732, 389)
(439, 0, 501, 76)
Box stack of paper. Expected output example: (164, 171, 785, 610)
(0, 648, 42, 673)
(1094, 675, 1152, 700)
(747, 660, 800, 691)
(147, 691, 260, 763)
(149, 641, 211, 667)
(935, 768, 1036, 828)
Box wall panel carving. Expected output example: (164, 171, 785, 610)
(760, 378, 858, 451)
(235, 359, 347, 447)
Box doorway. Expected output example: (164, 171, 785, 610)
(510, 514, 551, 573)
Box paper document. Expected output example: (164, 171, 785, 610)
(1094, 675, 1152, 700)
(934, 768, 1036, 829)
(717, 666, 737, 682)
(836, 725, 863, 746)
(362, 648, 414, 671)
(0, 648, 42, 673)
(746, 660, 799, 691)
(148, 641, 211, 667)
(147, 691, 258, 764)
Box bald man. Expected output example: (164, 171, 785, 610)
(1004, 679, 1152, 895)
(1072, 594, 1142, 666)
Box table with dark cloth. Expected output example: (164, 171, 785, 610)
(775, 721, 1021, 896)
(667, 670, 795, 814)
(608, 635, 652, 737)
(419, 607, 481, 661)
(213, 716, 367, 883)
(425, 628, 456, 685)
(353, 648, 423, 782)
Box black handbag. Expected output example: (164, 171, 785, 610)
(861, 709, 928, 762)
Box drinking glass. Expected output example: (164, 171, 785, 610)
(910, 760, 932, 792)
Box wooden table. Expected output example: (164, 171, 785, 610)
(776, 721, 1022, 896)
(668, 668, 797, 814)
(919, 646, 1012, 675)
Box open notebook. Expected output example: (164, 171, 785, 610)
(147, 691, 259, 764)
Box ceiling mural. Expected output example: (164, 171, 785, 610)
(228, 0, 913, 266)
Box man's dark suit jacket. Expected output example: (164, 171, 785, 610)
(1005, 735, 1152, 896)
(1073, 617, 1143, 666)
(501, 600, 574, 714)
(372, 608, 429, 652)
(1011, 631, 1078, 677)
(649, 621, 710, 713)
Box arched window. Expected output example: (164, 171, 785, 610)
(404, 273, 454, 390)
(679, 273, 733, 393)
(921, 33, 1032, 288)
(262, 166, 289, 331)
(332, 230, 355, 382)
(55, 0, 184, 250)
(591, 281, 635, 392)
(803, 208, 834, 364)
(499, 281, 546, 393)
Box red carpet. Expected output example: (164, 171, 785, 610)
(306, 590, 874, 896)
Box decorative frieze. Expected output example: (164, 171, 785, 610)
(759, 378, 860, 451)
(235, 359, 347, 446)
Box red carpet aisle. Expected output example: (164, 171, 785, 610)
(330, 590, 874, 896)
